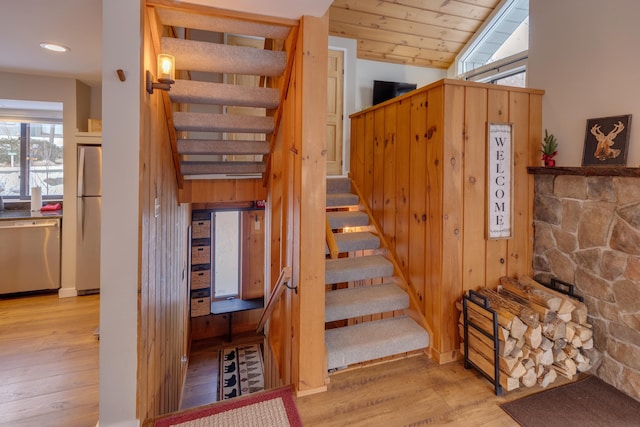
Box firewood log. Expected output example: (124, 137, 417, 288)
(565, 322, 577, 342)
(572, 303, 589, 325)
(575, 324, 593, 341)
(518, 276, 576, 314)
(538, 367, 558, 388)
(521, 367, 537, 387)
(553, 348, 567, 362)
(498, 288, 554, 322)
(553, 358, 577, 379)
(476, 288, 540, 328)
(582, 337, 594, 350)
(501, 276, 563, 312)
(542, 318, 566, 340)
(540, 336, 554, 351)
(466, 346, 520, 391)
(524, 324, 542, 349)
(540, 348, 554, 366)
(530, 348, 544, 366)
(563, 344, 579, 359)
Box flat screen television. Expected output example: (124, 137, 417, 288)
(372, 80, 417, 105)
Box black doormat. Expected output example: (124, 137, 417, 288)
(500, 375, 640, 426)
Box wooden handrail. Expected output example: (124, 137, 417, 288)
(349, 179, 435, 351)
(256, 266, 292, 333)
(326, 217, 339, 259)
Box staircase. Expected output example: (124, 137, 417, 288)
(152, 7, 296, 180)
(324, 178, 430, 371)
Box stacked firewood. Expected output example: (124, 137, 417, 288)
(458, 276, 592, 392)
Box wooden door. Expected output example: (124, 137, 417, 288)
(225, 35, 265, 163)
(327, 49, 344, 175)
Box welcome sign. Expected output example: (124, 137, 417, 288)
(487, 123, 513, 239)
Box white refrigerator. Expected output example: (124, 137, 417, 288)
(76, 145, 102, 293)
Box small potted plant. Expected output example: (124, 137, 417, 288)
(541, 129, 558, 167)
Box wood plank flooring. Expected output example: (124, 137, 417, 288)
(1, 292, 577, 427)
(179, 331, 264, 410)
(0, 292, 99, 427)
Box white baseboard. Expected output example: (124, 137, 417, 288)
(58, 287, 78, 298)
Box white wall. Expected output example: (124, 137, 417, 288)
(99, 0, 140, 425)
(355, 58, 446, 111)
(329, 36, 446, 174)
(529, 0, 640, 167)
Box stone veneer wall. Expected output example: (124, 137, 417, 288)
(532, 173, 640, 401)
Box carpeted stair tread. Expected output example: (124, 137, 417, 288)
(326, 178, 352, 194)
(326, 192, 359, 208)
(156, 8, 292, 40)
(325, 283, 409, 323)
(327, 211, 369, 229)
(325, 316, 430, 370)
(177, 139, 269, 155)
(181, 161, 265, 175)
(325, 231, 380, 255)
(174, 112, 274, 134)
(163, 37, 286, 77)
(325, 255, 393, 285)
(170, 80, 280, 109)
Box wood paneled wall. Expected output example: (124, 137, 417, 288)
(350, 79, 544, 363)
(138, 7, 191, 421)
(179, 179, 266, 204)
(264, 14, 329, 396)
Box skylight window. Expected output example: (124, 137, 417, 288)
(456, 0, 529, 85)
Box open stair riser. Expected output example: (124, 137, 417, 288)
(325, 178, 430, 370)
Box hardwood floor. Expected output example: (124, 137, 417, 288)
(1, 293, 576, 427)
(0, 292, 100, 427)
(181, 341, 576, 427)
(179, 331, 264, 410)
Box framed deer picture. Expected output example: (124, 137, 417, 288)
(582, 114, 632, 166)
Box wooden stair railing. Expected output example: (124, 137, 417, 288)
(349, 179, 435, 355)
(326, 217, 339, 260)
(257, 266, 293, 333)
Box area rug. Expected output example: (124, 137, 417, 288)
(151, 386, 303, 427)
(500, 375, 640, 426)
(219, 344, 264, 400)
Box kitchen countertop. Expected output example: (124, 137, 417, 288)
(0, 209, 63, 221)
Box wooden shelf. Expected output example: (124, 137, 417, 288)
(527, 166, 640, 177)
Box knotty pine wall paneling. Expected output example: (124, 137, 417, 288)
(409, 91, 428, 306)
(394, 99, 411, 279)
(349, 79, 544, 363)
(383, 104, 397, 251)
(372, 108, 385, 225)
(140, 7, 191, 420)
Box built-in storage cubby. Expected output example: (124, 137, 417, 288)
(190, 211, 211, 317)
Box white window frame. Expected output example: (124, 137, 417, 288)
(455, 0, 528, 84)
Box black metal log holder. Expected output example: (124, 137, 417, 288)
(463, 290, 502, 396)
(547, 277, 584, 302)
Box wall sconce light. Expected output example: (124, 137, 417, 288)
(146, 53, 175, 94)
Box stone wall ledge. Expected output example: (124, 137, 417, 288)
(528, 167, 640, 177)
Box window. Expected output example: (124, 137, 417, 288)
(213, 210, 240, 299)
(0, 100, 63, 200)
(456, 0, 529, 87)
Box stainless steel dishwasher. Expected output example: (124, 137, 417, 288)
(0, 218, 61, 294)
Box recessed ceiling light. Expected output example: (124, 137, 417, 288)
(39, 42, 70, 53)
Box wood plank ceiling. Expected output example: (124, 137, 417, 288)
(329, 0, 502, 69)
